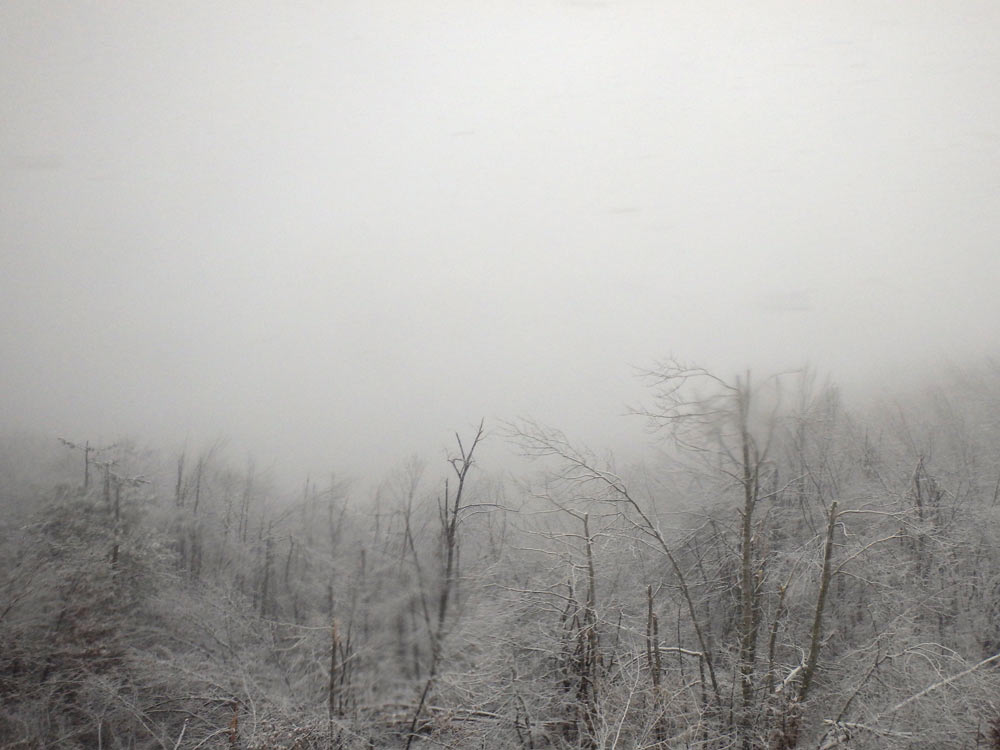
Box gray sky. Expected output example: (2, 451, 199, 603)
(3, 1, 1000, 483)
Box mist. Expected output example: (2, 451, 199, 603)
(3, 1, 999, 484)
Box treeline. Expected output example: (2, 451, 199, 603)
(1, 362, 1000, 749)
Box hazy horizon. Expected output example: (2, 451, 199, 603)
(3, 1, 999, 484)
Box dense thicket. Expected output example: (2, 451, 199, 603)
(2, 363, 1000, 749)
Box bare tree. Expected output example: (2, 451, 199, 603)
(404, 420, 486, 749)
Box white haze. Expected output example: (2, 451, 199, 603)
(2, 1, 999, 483)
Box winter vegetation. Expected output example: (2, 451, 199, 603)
(3, 361, 1000, 749)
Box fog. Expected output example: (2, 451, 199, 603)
(3, 1, 999, 484)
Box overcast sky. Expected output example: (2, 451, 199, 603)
(3, 1, 999, 483)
